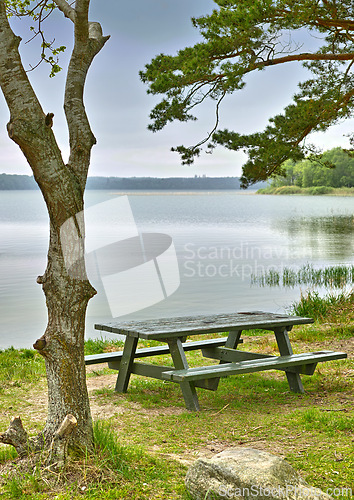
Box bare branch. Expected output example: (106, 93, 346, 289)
(172, 90, 226, 162)
(0, 1, 81, 224)
(195, 90, 226, 148)
(0, 2, 44, 118)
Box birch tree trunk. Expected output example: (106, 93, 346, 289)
(0, 0, 109, 458)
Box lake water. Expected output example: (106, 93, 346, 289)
(0, 190, 353, 349)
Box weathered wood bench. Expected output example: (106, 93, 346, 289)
(89, 312, 347, 411)
(162, 350, 346, 382)
(85, 337, 241, 392)
(85, 336, 232, 365)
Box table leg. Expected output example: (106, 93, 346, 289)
(224, 329, 242, 349)
(115, 335, 138, 393)
(167, 338, 200, 411)
(274, 327, 304, 393)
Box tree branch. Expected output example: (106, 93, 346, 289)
(189, 52, 354, 100)
(0, 1, 87, 227)
(0, 0, 43, 119)
(0, 417, 35, 458)
(60, 0, 110, 188)
(52, 0, 75, 22)
(315, 19, 354, 31)
(210, 51, 353, 73)
(258, 52, 354, 68)
(0, 2, 64, 183)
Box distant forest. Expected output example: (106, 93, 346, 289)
(0, 174, 266, 190)
(270, 148, 354, 188)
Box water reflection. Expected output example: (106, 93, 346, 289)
(1, 191, 353, 348)
(274, 216, 354, 260)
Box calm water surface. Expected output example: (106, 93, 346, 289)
(0, 190, 353, 348)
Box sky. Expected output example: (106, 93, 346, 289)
(0, 0, 352, 178)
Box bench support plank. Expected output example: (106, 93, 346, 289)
(204, 328, 243, 391)
(109, 360, 174, 380)
(109, 360, 221, 390)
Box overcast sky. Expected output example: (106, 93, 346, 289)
(0, 0, 352, 178)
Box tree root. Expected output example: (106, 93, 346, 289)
(0, 414, 77, 469)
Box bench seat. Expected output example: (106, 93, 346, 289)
(85, 336, 233, 365)
(161, 350, 347, 382)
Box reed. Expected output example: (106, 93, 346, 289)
(252, 264, 353, 289)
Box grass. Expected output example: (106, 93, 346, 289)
(84, 337, 125, 355)
(0, 421, 186, 500)
(292, 290, 353, 322)
(0, 293, 353, 498)
(0, 347, 45, 385)
(289, 290, 353, 341)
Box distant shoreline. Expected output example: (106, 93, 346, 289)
(110, 189, 257, 195)
(0, 173, 266, 191)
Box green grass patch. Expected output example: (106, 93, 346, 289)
(0, 420, 187, 499)
(297, 407, 354, 434)
(292, 290, 353, 324)
(0, 347, 45, 384)
(0, 301, 353, 498)
(0, 446, 17, 464)
(84, 337, 124, 355)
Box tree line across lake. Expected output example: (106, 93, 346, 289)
(0, 174, 266, 191)
(1, 148, 352, 191)
(269, 148, 354, 189)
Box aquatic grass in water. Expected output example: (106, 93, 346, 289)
(252, 264, 353, 288)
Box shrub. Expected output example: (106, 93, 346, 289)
(307, 186, 334, 195)
(274, 186, 303, 194)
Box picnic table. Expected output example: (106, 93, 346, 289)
(85, 312, 347, 411)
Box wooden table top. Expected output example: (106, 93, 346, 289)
(95, 311, 314, 340)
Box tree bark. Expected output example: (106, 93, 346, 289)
(35, 222, 96, 451)
(0, 0, 109, 457)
